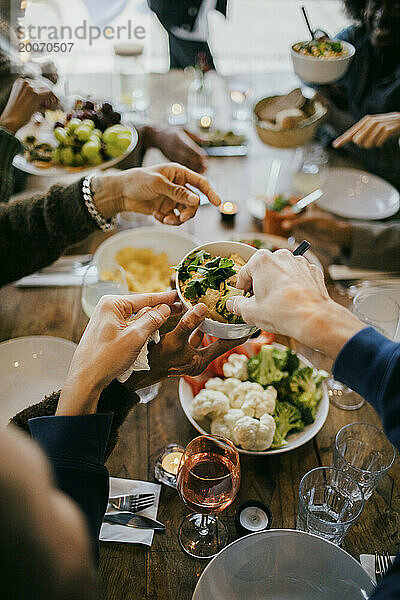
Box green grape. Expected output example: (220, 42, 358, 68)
(52, 147, 61, 163)
(88, 153, 103, 166)
(82, 140, 101, 160)
(82, 119, 95, 130)
(60, 146, 75, 166)
(115, 132, 132, 151)
(73, 152, 85, 166)
(91, 128, 102, 139)
(54, 127, 69, 144)
(66, 118, 81, 133)
(75, 125, 92, 142)
(103, 124, 129, 145)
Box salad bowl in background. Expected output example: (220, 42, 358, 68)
(290, 39, 355, 84)
(176, 241, 259, 340)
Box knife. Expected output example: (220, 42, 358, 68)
(292, 189, 323, 214)
(103, 512, 165, 531)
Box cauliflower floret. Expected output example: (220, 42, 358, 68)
(205, 377, 226, 393)
(233, 415, 276, 451)
(192, 389, 229, 420)
(241, 385, 277, 419)
(222, 354, 248, 381)
(210, 409, 245, 439)
(230, 381, 264, 409)
(222, 377, 242, 397)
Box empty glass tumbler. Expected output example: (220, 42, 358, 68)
(333, 423, 396, 500)
(297, 467, 364, 545)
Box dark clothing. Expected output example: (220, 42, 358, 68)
(148, 0, 227, 69)
(324, 25, 400, 186)
(333, 326, 400, 599)
(11, 380, 140, 564)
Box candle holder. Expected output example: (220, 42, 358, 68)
(167, 103, 187, 126)
(154, 443, 185, 489)
(235, 500, 272, 536)
(199, 115, 212, 130)
(219, 201, 239, 224)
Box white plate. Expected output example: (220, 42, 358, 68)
(179, 342, 329, 456)
(13, 124, 138, 177)
(93, 226, 200, 275)
(0, 336, 77, 427)
(193, 529, 374, 600)
(230, 232, 323, 271)
(317, 168, 399, 220)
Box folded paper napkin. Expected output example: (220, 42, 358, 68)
(360, 554, 396, 584)
(100, 477, 161, 546)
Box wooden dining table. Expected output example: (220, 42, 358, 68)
(1, 71, 399, 600)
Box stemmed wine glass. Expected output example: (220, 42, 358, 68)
(177, 435, 241, 559)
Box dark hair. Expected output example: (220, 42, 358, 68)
(343, 0, 366, 20)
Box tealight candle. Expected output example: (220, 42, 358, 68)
(167, 103, 187, 126)
(154, 443, 185, 488)
(235, 500, 272, 536)
(199, 115, 212, 129)
(219, 201, 239, 224)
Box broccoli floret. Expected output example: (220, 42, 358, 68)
(272, 375, 291, 398)
(247, 345, 288, 387)
(289, 366, 316, 395)
(290, 391, 318, 425)
(271, 428, 288, 449)
(272, 348, 300, 374)
(274, 401, 304, 439)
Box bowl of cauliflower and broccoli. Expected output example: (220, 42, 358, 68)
(175, 241, 259, 340)
(179, 342, 329, 455)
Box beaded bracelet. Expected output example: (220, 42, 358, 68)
(82, 175, 115, 232)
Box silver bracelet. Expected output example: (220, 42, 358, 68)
(82, 175, 115, 232)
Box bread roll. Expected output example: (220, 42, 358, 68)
(275, 108, 305, 129)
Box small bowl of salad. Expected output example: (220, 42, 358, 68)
(262, 194, 300, 237)
(175, 241, 259, 340)
(291, 38, 355, 84)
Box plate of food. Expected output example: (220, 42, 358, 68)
(291, 38, 355, 84)
(254, 88, 327, 148)
(185, 128, 248, 157)
(175, 241, 259, 340)
(316, 168, 399, 220)
(13, 99, 138, 176)
(93, 227, 200, 294)
(230, 232, 323, 271)
(179, 340, 329, 455)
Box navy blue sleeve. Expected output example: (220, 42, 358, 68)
(333, 327, 400, 450)
(29, 413, 113, 564)
(333, 327, 400, 600)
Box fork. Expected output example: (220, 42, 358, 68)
(375, 551, 392, 583)
(109, 493, 155, 513)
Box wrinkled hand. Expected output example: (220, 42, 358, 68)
(0, 78, 58, 134)
(281, 211, 352, 249)
(147, 126, 208, 174)
(57, 291, 180, 415)
(226, 250, 363, 358)
(116, 162, 220, 225)
(333, 113, 400, 149)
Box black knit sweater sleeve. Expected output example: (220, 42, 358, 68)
(9, 379, 140, 460)
(0, 178, 98, 286)
(0, 127, 22, 202)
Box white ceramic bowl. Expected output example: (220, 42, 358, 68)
(192, 529, 374, 600)
(175, 241, 258, 340)
(93, 226, 200, 276)
(0, 336, 77, 427)
(291, 40, 355, 84)
(179, 342, 329, 456)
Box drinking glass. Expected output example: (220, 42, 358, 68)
(333, 423, 396, 500)
(81, 264, 128, 319)
(297, 467, 364, 545)
(293, 144, 328, 195)
(228, 79, 254, 122)
(352, 289, 400, 342)
(177, 435, 240, 559)
(327, 378, 365, 411)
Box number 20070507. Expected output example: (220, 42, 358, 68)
(19, 42, 74, 53)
